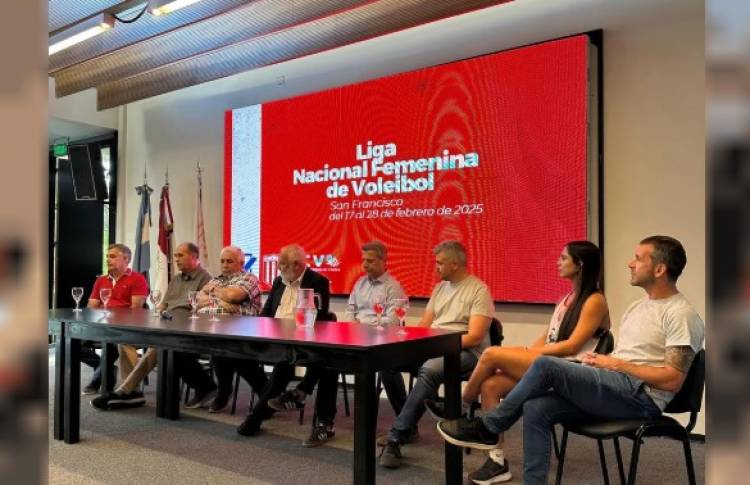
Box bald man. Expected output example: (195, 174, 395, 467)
(200, 246, 268, 413)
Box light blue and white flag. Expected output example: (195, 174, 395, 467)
(133, 183, 153, 281)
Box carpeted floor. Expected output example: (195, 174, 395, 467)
(48, 350, 704, 484)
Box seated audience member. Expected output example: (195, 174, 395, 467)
(378, 240, 493, 468)
(425, 240, 610, 483)
(236, 244, 332, 445)
(437, 236, 705, 485)
(342, 240, 408, 416)
(197, 246, 267, 412)
(82, 243, 148, 395)
(90, 242, 213, 410)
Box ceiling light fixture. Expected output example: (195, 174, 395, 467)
(49, 13, 115, 56)
(150, 0, 203, 16)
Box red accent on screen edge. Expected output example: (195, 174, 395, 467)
(223, 110, 232, 247)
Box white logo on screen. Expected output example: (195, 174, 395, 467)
(311, 254, 340, 268)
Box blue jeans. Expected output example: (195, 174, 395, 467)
(481, 356, 662, 485)
(389, 350, 478, 442)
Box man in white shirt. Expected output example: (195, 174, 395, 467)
(379, 240, 493, 469)
(437, 235, 705, 485)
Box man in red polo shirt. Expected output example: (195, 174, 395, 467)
(82, 243, 149, 395)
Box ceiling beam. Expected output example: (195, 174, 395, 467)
(49, 0, 253, 73)
(96, 0, 511, 110)
(52, 0, 371, 97)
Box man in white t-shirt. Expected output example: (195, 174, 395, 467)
(437, 235, 705, 485)
(379, 240, 493, 469)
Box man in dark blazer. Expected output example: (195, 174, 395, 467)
(237, 244, 335, 443)
(259, 244, 330, 319)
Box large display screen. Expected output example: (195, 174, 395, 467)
(225, 34, 594, 303)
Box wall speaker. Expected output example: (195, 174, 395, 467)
(68, 144, 106, 201)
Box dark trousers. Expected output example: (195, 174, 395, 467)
(212, 356, 269, 398)
(379, 368, 408, 416)
(303, 365, 341, 425)
(247, 362, 338, 424)
(80, 341, 118, 391)
(175, 352, 216, 393)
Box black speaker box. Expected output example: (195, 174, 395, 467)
(68, 144, 107, 201)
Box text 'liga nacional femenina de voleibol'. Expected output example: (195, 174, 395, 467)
(291, 141, 480, 199)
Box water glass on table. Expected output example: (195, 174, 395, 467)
(150, 289, 162, 316)
(99, 288, 112, 317)
(209, 295, 220, 322)
(72, 287, 84, 312)
(372, 291, 386, 329)
(187, 290, 199, 319)
(393, 298, 409, 335)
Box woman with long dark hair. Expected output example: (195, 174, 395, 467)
(438, 240, 610, 484)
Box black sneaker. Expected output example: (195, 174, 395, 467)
(378, 440, 402, 468)
(376, 427, 419, 447)
(90, 392, 113, 410)
(424, 398, 446, 419)
(82, 383, 99, 396)
(436, 417, 499, 450)
(208, 393, 231, 413)
(237, 415, 262, 437)
(107, 391, 146, 409)
(424, 398, 470, 420)
(185, 387, 217, 409)
(268, 389, 306, 412)
(302, 423, 335, 447)
(468, 457, 512, 484)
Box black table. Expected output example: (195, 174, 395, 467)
(49, 308, 464, 484)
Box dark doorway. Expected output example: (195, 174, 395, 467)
(49, 134, 117, 309)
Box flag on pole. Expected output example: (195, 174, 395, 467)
(154, 180, 174, 296)
(133, 182, 153, 282)
(195, 163, 209, 268)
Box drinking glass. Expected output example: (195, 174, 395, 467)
(372, 291, 386, 329)
(393, 298, 409, 336)
(72, 287, 84, 312)
(209, 294, 220, 322)
(188, 291, 199, 320)
(150, 289, 163, 316)
(99, 288, 112, 317)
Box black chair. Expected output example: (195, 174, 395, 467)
(554, 348, 705, 485)
(594, 328, 615, 354)
(552, 328, 615, 458)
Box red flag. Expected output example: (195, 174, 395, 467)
(155, 183, 174, 296)
(158, 184, 174, 263)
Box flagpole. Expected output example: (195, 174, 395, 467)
(195, 159, 209, 269)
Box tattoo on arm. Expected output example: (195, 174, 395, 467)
(665, 346, 695, 373)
